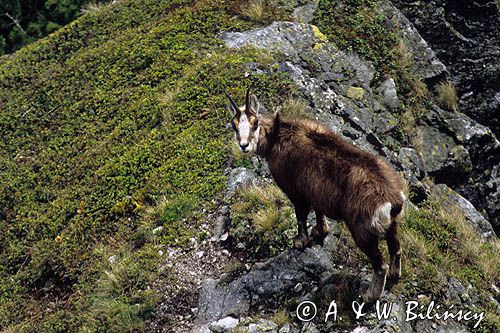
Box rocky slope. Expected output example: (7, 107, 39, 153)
(390, 0, 500, 234)
(166, 1, 499, 332)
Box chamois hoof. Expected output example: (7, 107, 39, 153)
(310, 226, 329, 246)
(293, 234, 310, 250)
(362, 264, 389, 303)
(388, 255, 401, 281)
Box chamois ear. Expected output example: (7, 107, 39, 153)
(272, 106, 281, 136)
(248, 94, 260, 116)
(225, 90, 240, 117)
(274, 106, 282, 120)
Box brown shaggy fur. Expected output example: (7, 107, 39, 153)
(257, 115, 404, 238)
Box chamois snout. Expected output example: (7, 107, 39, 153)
(225, 89, 261, 154)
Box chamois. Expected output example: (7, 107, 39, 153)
(225, 89, 406, 302)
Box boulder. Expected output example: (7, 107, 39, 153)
(196, 245, 336, 325)
(431, 184, 494, 239)
(225, 167, 260, 199)
(380, 0, 447, 80)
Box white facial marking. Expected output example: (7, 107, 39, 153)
(238, 114, 251, 149)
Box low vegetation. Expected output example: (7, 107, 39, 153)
(241, 0, 265, 21)
(228, 166, 499, 330)
(0, 0, 113, 55)
(399, 197, 500, 332)
(0, 0, 294, 330)
(230, 184, 296, 259)
(436, 81, 459, 112)
(313, 0, 399, 81)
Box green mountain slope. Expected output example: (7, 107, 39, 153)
(2, 0, 499, 332)
(0, 0, 291, 330)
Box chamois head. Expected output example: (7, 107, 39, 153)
(225, 88, 261, 154)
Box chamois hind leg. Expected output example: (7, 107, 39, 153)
(386, 221, 401, 281)
(310, 211, 329, 246)
(351, 227, 388, 302)
(293, 202, 310, 249)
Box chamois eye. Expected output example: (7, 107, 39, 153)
(253, 119, 259, 130)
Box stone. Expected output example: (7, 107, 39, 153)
(416, 126, 472, 175)
(347, 86, 365, 100)
(374, 78, 399, 110)
(399, 147, 425, 180)
(209, 316, 239, 332)
(213, 215, 231, 241)
(225, 167, 260, 199)
(380, 0, 447, 80)
(391, 0, 500, 137)
(291, 3, 318, 24)
(431, 184, 494, 239)
(196, 247, 335, 325)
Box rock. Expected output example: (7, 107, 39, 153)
(350, 328, 370, 333)
(196, 246, 335, 324)
(225, 167, 260, 199)
(291, 2, 318, 24)
(372, 110, 398, 134)
(278, 323, 294, 333)
(196, 278, 249, 324)
(374, 78, 399, 110)
(416, 126, 472, 175)
(347, 86, 365, 100)
(380, 0, 447, 80)
(221, 22, 324, 59)
(209, 316, 239, 332)
(300, 322, 319, 333)
(399, 147, 425, 180)
(391, 0, 500, 136)
(422, 106, 500, 234)
(251, 319, 279, 333)
(431, 184, 494, 239)
(213, 215, 231, 241)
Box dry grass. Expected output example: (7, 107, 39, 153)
(448, 206, 500, 284)
(81, 2, 107, 14)
(254, 206, 280, 233)
(241, 0, 265, 21)
(411, 79, 429, 101)
(436, 81, 459, 112)
(392, 40, 414, 72)
(271, 308, 290, 327)
(243, 184, 287, 205)
(281, 97, 310, 118)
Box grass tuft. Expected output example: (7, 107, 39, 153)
(436, 81, 459, 112)
(271, 308, 289, 327)
(81, 2, 108, 14)
(230, 184, 295, 258)
(241, 0, 265, 22)
(281, 97, 311, 118)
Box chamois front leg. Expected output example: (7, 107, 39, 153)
(351, 227, 388, 302)
(310, 211, 329, 246)
(386, 221, 401, 281)
(293, 203, 310, 250)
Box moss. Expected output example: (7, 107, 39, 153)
(313, 0, 399, 81)
(0, 0, 294, 330)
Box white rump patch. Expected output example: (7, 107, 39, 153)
(371, 202, 392, 234)
(400, 192, 406, 202)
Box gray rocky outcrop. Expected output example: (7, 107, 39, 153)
(193, 2, 499, 332)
